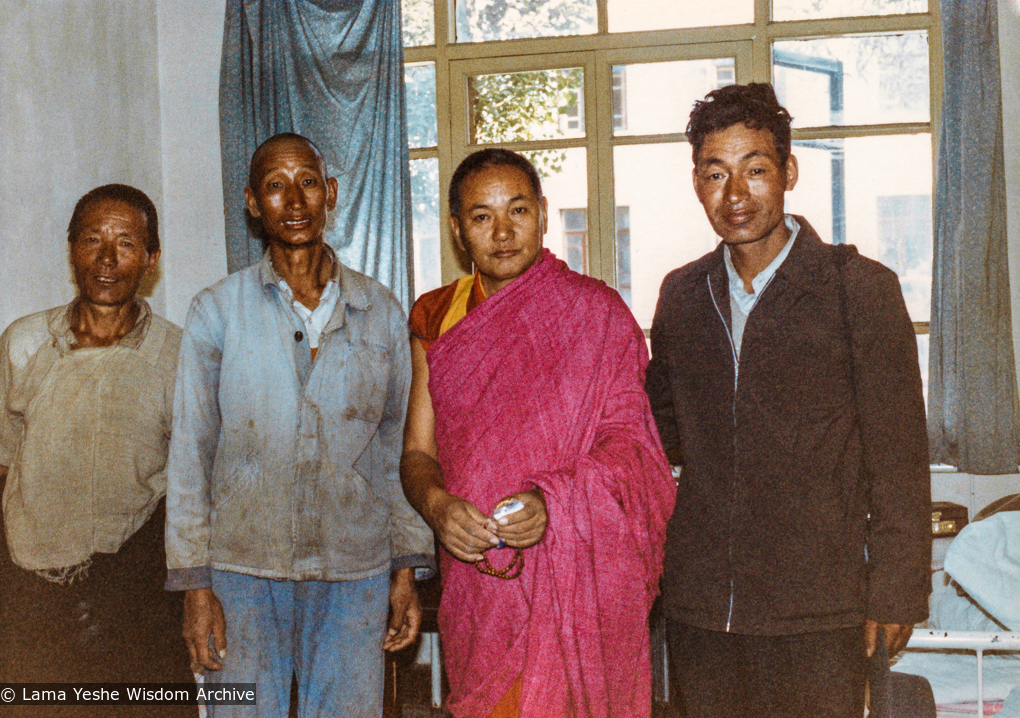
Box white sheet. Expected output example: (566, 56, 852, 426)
(944, 513, 1020, 631)
(892, 514, 1020, 704)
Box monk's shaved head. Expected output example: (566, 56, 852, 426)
(248, 133, 327, 189)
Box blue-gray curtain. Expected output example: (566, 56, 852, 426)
(220, 0, 413, 307)
(929, 0, 1020, 473)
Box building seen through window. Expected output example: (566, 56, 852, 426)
(560, 206, 631, 308)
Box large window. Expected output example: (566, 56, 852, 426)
(402, 0, 940, 392)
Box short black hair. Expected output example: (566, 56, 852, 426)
(687, 83, 793, 167)
(449, 149, 543, 217)
(67, 184, 159, 253)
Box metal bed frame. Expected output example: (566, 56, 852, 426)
(411, 628, 1020, 715)
(903, 630, 1020, 718)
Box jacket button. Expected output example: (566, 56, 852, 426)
(295, 331, 304, 342)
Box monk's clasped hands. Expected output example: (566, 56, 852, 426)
(425, 487, 548, 564)
(425, 490, 499, 563)
(491, 489, 547, 550)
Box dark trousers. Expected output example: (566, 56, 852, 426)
(668, 622, 866, 718)
(0, 499, 194, 717)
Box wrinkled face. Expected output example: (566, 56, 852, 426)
(693, 123, 798, 248)
(244, 137, 338, 248)
(450, 164, 547, 296)
(70, 198, 158, 308)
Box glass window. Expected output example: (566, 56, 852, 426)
(402, 0, 434, 47)
(405, 63, 438, 149)
(456, 0, 596, 43)
(773, 0, 926, 22)
(607, 0, 751, 33)
(611, 67, 627, 131)
(422, 0, 937, 392)
(411, 158, 441, 297)
(469, 68, 585, 144)
(877, 194, 932, 320)
(774, 34, 930, 127)
(613, 142, 716, 330)
(786, 133, 932, 322)
(615, 207, 632, 307)
(612, 58, 735, 137)
(527, 148, 588, 266)
(560, 208, 588, 273)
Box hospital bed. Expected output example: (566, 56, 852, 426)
(893, 508, 1020, 718)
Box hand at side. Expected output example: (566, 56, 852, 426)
(183, 587, 227, 674)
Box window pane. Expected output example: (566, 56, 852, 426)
(616, 207, 632, 307)
(527, 148, 588, 270)
(469, 69, 584, 144)
(457, 0, 596, 42)
(613, 59, 735, 137)
(405, 63, 437, 149)
(608, 0, 751, 32)
(773, 0, 926, 22)
(614, 142, 717, 330)
(774, 34, 930, 127)
(917, 333, 929, 411)
(560, 208, 588, 273)
(411, 158, 441, 297)
(402, 0, 434, 47)
(786, 133, 932, 322)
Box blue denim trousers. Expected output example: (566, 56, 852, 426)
(206, 570, 389, 718)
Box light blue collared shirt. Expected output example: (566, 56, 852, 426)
(278, 278, 339, 350)
(723, 215, 800, 356)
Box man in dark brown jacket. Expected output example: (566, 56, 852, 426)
(645, 83, 931, 717)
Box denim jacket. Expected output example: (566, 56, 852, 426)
(165, 251, 433, 590)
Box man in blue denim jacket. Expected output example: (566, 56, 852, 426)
(165, 133, 434, 717)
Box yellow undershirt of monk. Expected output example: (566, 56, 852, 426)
(409, 273, 487, 352)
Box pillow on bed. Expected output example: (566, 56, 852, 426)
(943, 512, 1020, 631)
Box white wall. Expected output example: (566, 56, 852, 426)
(0, 0, 166, 327)
(156, 0, 229, 325)
(0, 0, 227, 331)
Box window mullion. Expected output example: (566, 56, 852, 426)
(752, 0, 773, 82)
(434, 0, 453, 48)
(589, 51, 613, 284)
(596, 0, 609, 36)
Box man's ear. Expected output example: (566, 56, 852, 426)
(326, 176, 339, 212)
(540, 196, 548, 236)
(784, 154, 799, 192)
(244, 187, 261, 218)
(692, 165, 707, 206)
(449, 215, 465, 253)
(145, 249, 161, 277)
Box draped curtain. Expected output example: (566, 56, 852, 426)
(220, 0, 413, 307)
(928, 0, 1020, 473)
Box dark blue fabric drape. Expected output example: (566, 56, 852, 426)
(220, 0, 413, 306)
(929, 0, 1020, 472)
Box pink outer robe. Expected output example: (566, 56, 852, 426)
(427, 250, 677, 717)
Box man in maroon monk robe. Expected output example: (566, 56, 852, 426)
(400, 148, 676, 718)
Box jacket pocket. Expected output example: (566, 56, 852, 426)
(315, 340, 391, 428)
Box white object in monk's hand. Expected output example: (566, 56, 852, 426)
(493, 499, 525, 549)
(493, 499, 525, 521)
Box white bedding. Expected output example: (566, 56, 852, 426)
(892, 513, 1020, 706)
(943, 514, 1020, 631)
